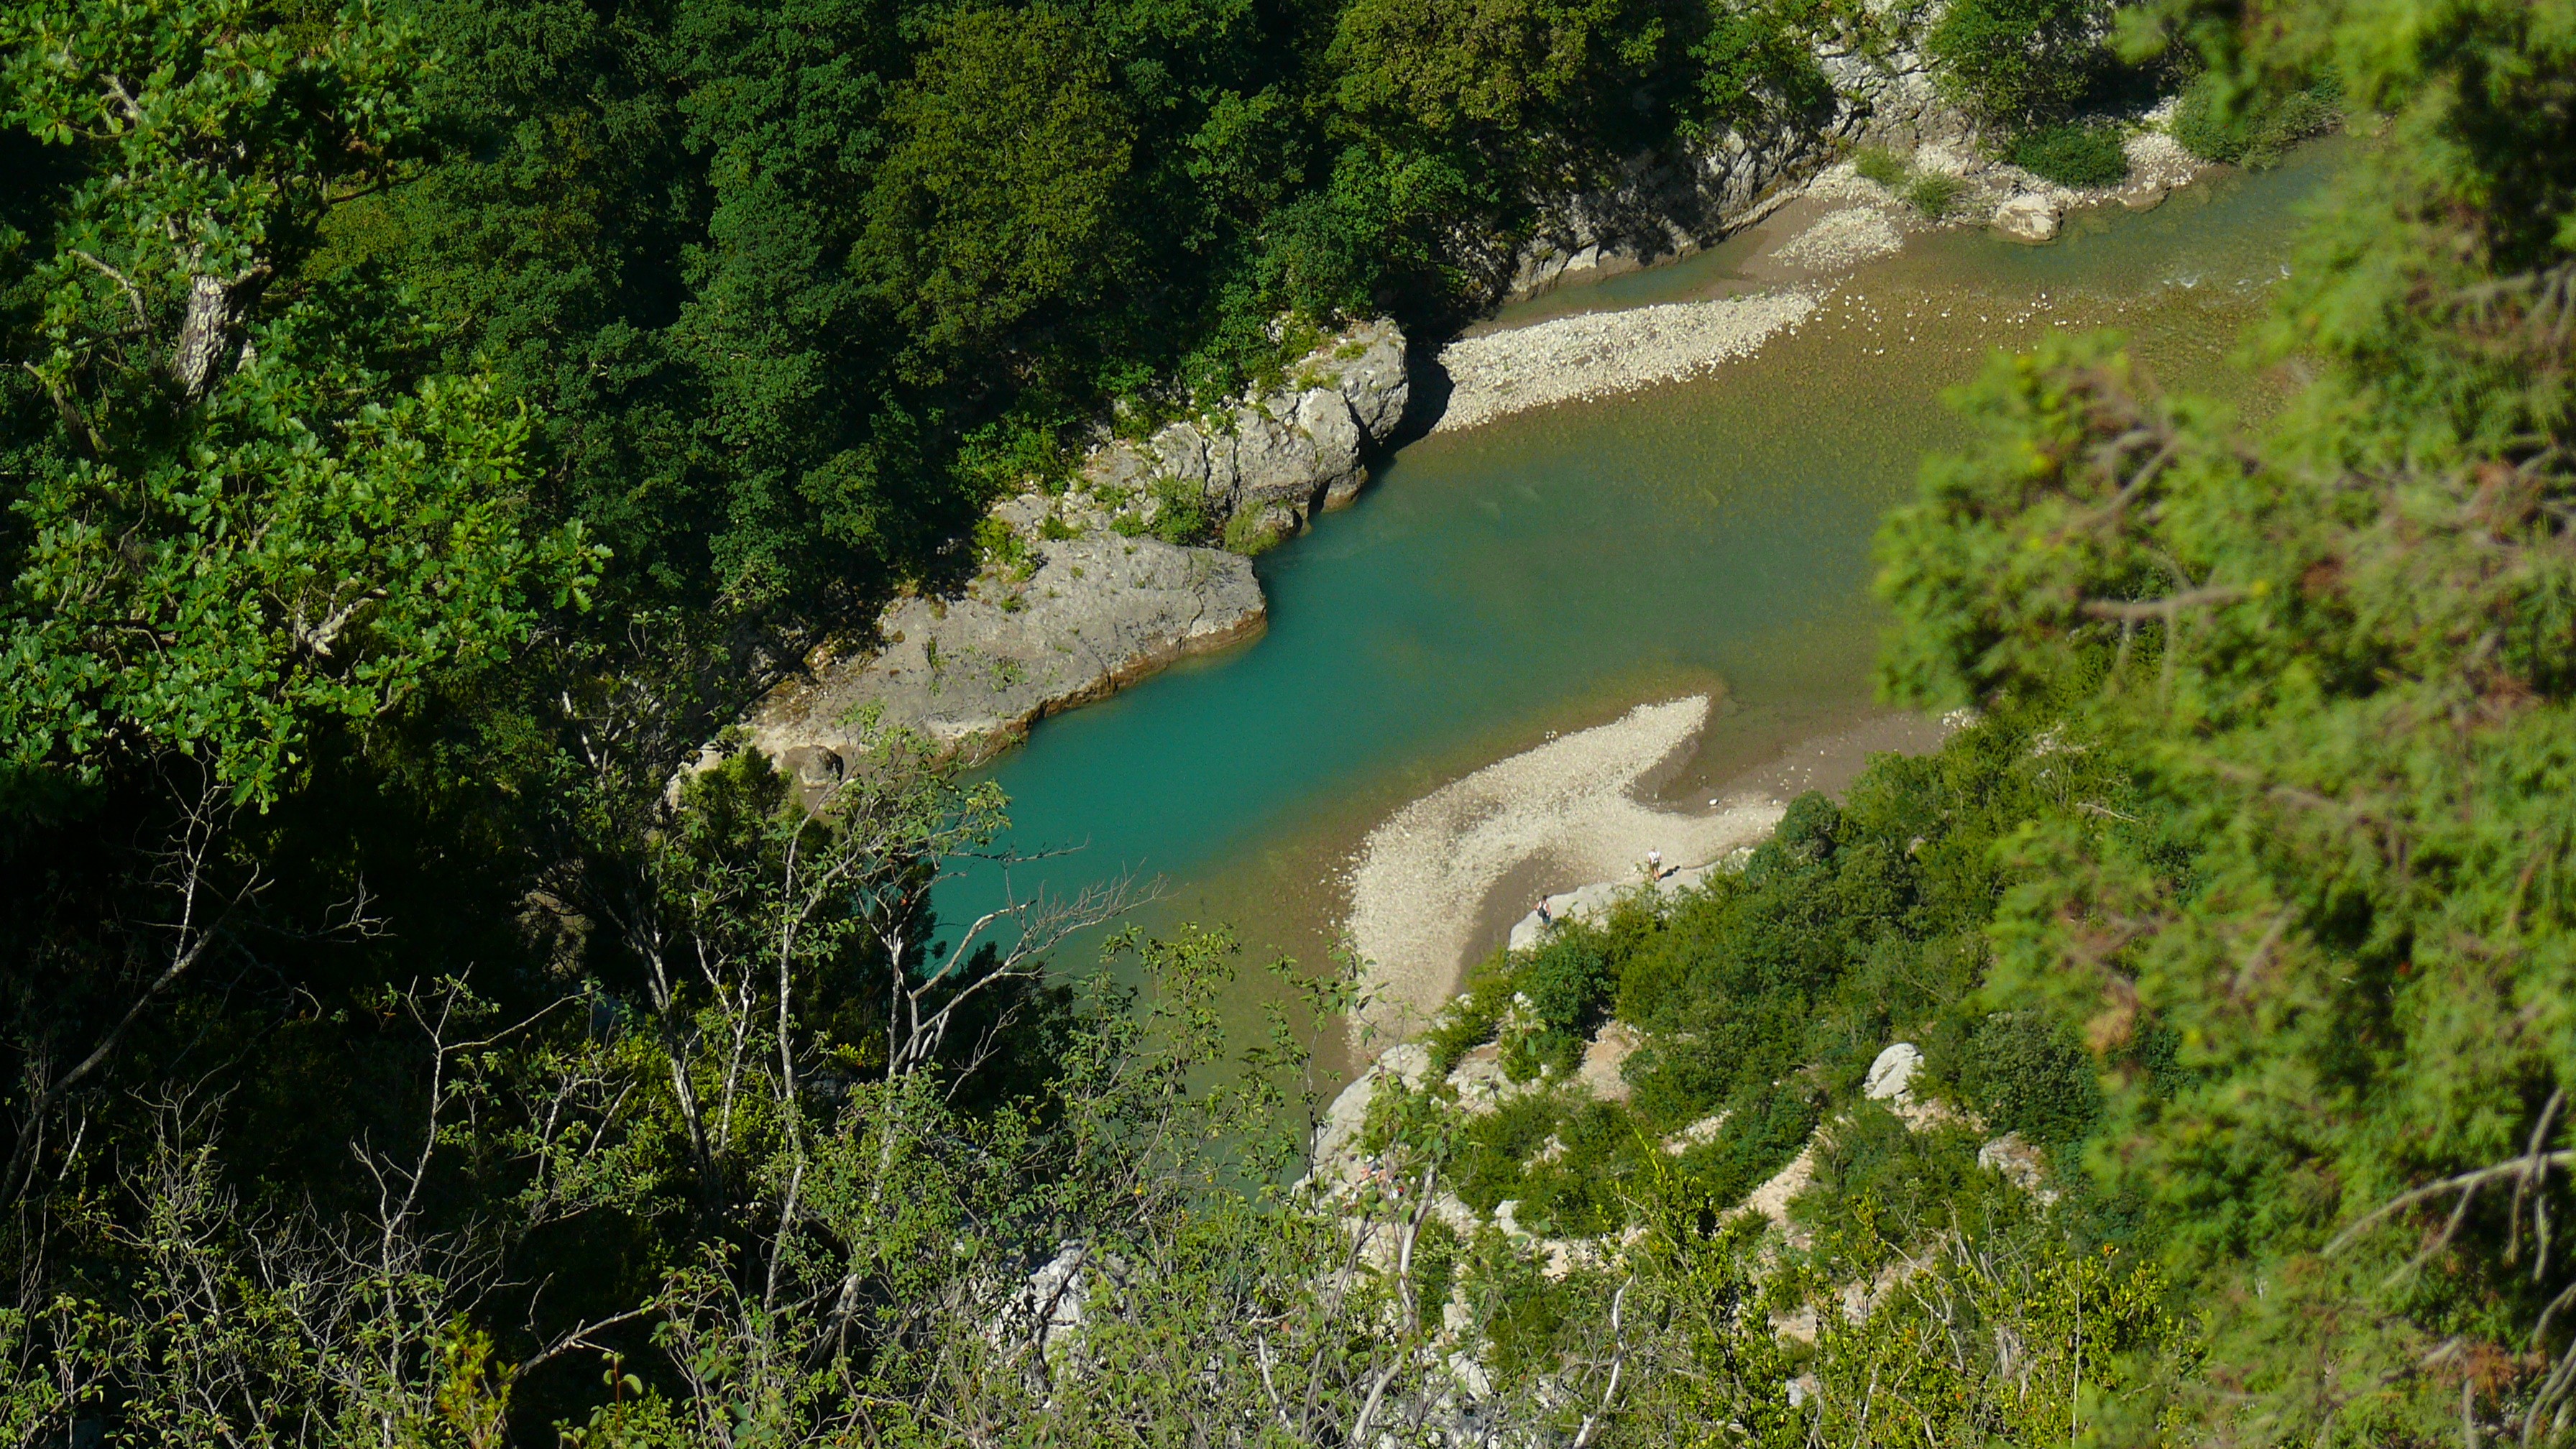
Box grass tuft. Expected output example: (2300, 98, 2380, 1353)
(1853, 146, 1908, 188)
(1904, 172, 1963, 218)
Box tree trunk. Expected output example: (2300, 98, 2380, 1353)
(170, 266, 267, 402)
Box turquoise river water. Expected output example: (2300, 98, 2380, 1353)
(952, 142, 2349, 1054)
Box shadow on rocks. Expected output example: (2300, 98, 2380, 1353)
(1386, 334, 1454, 450)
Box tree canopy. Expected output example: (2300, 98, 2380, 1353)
(1874, 0, 2576, 1436)
(5, 0, 2575, 1440)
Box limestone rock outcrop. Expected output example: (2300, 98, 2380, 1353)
(1506, 14, 2221, 293)
(1977, 1131, 2053, 1199)
(742, 536, 1264, 769)
(1862, 1041, 1923, 1103)
(1075, 318, 1409, 538)
(1506, 12, 1957, 298)
(1308, 1041, 1433, 1191)
(1504, 860, 1739, 954)
(732, 321, 1404, 773)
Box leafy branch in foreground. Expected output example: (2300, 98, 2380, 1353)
(1873, 0, 2576, 1435)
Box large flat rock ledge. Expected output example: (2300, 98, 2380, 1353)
(745, 536, 1263, 772)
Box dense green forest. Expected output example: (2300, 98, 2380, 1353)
(2, 0, 2572, 1439)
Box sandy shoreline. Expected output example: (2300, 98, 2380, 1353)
(1344, 701, 1957, 1047)
(1346, 696, 1770, 1043)
(1432, 293, 1818, 434)
(1337, 123, 2230, 1039)
(1429, 119, 2216, 437)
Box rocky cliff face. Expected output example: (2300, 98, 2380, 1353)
(1510, 114, 1866, 297)
(1510, 28, 2204, 298)
(1042, 318, 1409, 543)
(1506, 9, 1993, 298)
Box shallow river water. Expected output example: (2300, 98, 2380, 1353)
(952, 142, 2349, 1054)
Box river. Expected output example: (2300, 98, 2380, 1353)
(949, 142, 2347, 1065)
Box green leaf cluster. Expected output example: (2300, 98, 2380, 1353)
(1869, 0, 2576, 1435)
(1927, 0, 2109, 124)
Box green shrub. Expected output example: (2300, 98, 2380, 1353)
(972, 515, 1031, 571)
(1904, 172, 1962, 218)
(1497, 923, 1620, 1081)
(2010, 122, 2129, 187)
(1487, 1100, 1637, 1236)
(1928, 0, 2104, 123)
(1038, 512, 1082, 540)
(1450, 1092, 1564, 1209)
(1221, 507, 1282, 555)
(1424, 972, 1510, 1075)
(1412, 1218, 1461, 1310)
(1852, 146, 1908, 188)
(1955, 1010, 2101, 1144)
(1468, 1238, 1577, 1379)
(2172, 73, 2341, 166)
(954, 410, 1075, 499)
(1147, 475, 1210, 544)
(1672, 1085, 1820, 1208)
(1793, 1103, 1996, 1241)
(1742, 791, 1840, 878)
(1690, 6, 1834, 136)
(1516, 933, 1614, 1039)
(1846, 147, 1963, 218)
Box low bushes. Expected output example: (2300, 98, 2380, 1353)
(1959, 1009, 2104, 1144)
(1851, 146, 1965, 218)
(1221, 507, 1283, 554)
(2010, 121, 2129, 186)
(1852, 146, 1908, 188)
(1394, 709, 2145, 1246)
(2173, 73, 2341, 165)
(1505, 932, 1616, 1069)
(1148, 474, 1211, 544)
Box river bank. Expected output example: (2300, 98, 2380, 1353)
(1345, 697, 1959, 1043)
(944, 134, 2345, 1087)
(1426, 112, 2216, 433)
(1346, 697, 1780, 1040)
(731, 68, 2234, 773)
(1315, 140, 2340, 1061)
(740, 322, 1412, 768)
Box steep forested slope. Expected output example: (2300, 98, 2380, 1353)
(3, 0, 2570, 1441)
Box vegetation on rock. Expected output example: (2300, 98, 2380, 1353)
(1928, 0, 2112, 124)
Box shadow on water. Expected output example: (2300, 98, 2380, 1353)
(938, 138, 2353, 1067)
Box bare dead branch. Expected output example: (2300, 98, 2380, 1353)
(2327, 1151, 2576, 1258)
(2078, 585, 2249, 622)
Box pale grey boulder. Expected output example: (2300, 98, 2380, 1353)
(1992, 193, 2063, 243)
(1213, 383, 1367, 525)
(1325, 318, 1409, 442)
(1864, 1041, 1923, 1103)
